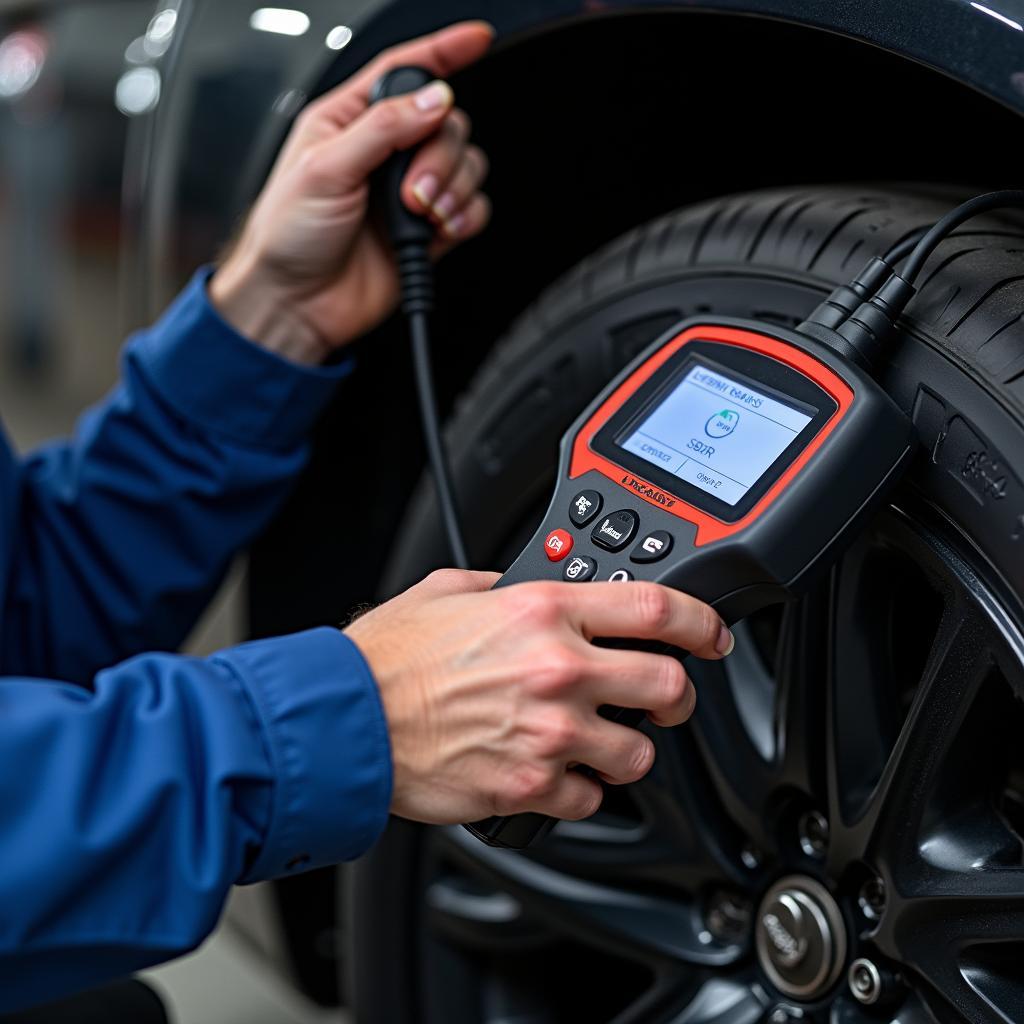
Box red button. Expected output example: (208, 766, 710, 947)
(544, 528, 574, 562)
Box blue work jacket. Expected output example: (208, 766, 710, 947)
(0, 272, 392, 1012)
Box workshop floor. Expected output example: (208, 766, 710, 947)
(143, 916, 342, 1024)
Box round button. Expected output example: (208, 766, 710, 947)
(591, 509, 639, 552)
(569, 490, 603, 527)
(631, 530, 673, 563)
(563, 555, 597, 582)
(608, 569, 634, 582)
(544, 528, 573, 562)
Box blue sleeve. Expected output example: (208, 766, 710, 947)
(0, 268, 352, 683)
(0, 627, 392, 1014)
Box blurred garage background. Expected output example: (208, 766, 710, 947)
(0, 2, 350, 1020)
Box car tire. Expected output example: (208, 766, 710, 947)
(347, 185, 1024, 1023)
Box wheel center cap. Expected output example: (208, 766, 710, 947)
(755, 876, 847, 1000)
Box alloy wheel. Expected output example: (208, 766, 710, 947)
(418, 500, 1024, 1023)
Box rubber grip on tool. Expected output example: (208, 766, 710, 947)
(369, 66, 437, 249)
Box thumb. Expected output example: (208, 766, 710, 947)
(303, 80, 454, 194)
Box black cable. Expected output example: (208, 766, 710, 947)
(900, 189, 1024, 285)
(882, 228, 929, 266)
(408, 307, 470, 570)
(370, 66, 471, 570)
(394, 241, 470, 569)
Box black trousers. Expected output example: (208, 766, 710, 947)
(0, 980, 168, 1024)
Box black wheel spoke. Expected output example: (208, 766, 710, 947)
(424, 872, 551, 952)
(822, 534, 913, 867)
(828, 998, 881, 1024)
(439, 826, 747, 968)
(880, 866, 1024, 956)
(772, 595, 829, 797)
(664, 977, 765, 1024)
(610, 975, 766, 1024)
(857, 598, 992, 865)
(822, 514, 1001, 873)
(830, 990, 938, 1024)
(544, 726, 749, 891)
(690, 644, 777, 854)
(641, 725, 760, 888)
(691, 596, 831, 854)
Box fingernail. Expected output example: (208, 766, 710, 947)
(716, 625, 735, 656)
(414, 80, 453, 112)
(412, 173, 440, 208)
(442, 212, 466, 239)
(432, 191, 458, 220)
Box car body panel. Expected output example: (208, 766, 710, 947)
(125, 0, 1023, 322)
(206, 0, 1024, 112)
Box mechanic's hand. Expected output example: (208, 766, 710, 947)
(210, 22, 494, 364)
(346, 569, 735, 825)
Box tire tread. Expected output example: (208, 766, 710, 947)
(473, 186, 1024, 414)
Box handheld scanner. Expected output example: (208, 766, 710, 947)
(465, 316, 917, 849)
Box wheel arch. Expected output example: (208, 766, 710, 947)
(242, 7, 1022, 632)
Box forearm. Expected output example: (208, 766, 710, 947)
(4, 270, 350, 682)
(0, 628, 391, 1013)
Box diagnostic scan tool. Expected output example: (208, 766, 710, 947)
(466, 317, 917, 848)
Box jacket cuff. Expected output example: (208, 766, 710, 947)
(128, 268, 353, 451)
(215, 628, 393, 879)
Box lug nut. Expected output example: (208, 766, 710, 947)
(704, 888, 752, 942)
(740, 843, 763, 870)
(848, 957, 898, 1005)
(858, 876, 887, 922)
(797, 810, 829, 858)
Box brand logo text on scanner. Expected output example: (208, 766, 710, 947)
(621, 475, 677, 508)
(692, 368, 764, 409)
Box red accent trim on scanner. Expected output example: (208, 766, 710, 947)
(569, 324, 855, 546)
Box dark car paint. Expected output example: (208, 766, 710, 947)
(128, 0, 1024, 327)
(313, 0, 1024, 114)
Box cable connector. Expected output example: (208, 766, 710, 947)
(800, 256, 894, 332)
(798, 271, 914, 373)
(833, 273, 916, 372)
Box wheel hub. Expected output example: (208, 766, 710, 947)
(755, 875, 847, 1000)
